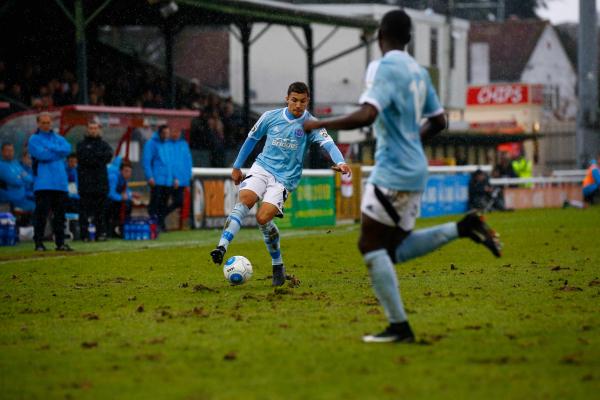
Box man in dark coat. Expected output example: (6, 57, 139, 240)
(76, 121, 113, 241)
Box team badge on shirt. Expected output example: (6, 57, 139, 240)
(294, 128, 304, 138)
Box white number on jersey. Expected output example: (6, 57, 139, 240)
(409, 79, 427, 124)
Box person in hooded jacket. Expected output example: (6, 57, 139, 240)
(28, 112, 73, 251)
(143, 124, 174, 231)
(164, 128, 192, 225)
(76, 121, 113, 241)
(0, 142, 34, 212)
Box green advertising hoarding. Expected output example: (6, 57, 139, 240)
(277, 176, 336, 228)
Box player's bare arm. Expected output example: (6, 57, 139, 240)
(419, 114, 447, 143)
(303, 103, 378, 132)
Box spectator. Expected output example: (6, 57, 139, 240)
(65, 153, 80, 214)
(493, 151, 517, 178)
(454, 148, 468, 166)
(76, 121, 113, 241)
(20, 148, 33, 177)
(107, 158, 133, 238)
(222, 99, 245, 150)
(143, 124, 173, 231)
(0, 142, 35, 212)
(207, 113, 225, 167)
(511, 150, 533, 187)
(583, 153, 600, 205)
(165, 128, 192, 224)
(28, 112, 73, 251)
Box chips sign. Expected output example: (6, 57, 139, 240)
(467, 84, 543, 106)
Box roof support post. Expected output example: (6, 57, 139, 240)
(303, 25, 320, 168)
(303, 25, 314, 114)
(74, 0, 89, 104)
(163, 20, 176, 109)
(240, 22, 253, 133)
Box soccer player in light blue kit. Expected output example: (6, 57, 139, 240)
(304, 10, 502, 343)
(211, 82, 351, 286)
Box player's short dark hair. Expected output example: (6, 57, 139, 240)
(158, 124, 169, 135)
(120, 160, 132, 170)
(287, 82, 310, 97)
(67, 153, 77, 159)
(379, 9, 412, 46)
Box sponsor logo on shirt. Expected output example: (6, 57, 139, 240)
(271, 138, 298, 150)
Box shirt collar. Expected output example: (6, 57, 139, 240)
(283, 108, 306, 123)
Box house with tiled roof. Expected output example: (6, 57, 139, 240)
(466, 19, 577, 171)
(469, 19, 576, 121)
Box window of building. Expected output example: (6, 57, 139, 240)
(430, 27, 438, 66)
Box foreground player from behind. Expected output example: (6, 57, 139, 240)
(210, 82, 351, 286)
(304, 10, 501, 343)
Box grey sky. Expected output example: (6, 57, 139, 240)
(536, 0, 600, 24)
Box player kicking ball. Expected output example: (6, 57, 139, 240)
(303, 10, 502, 343)
(210, 81, 351, 286)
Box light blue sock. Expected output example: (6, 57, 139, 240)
(218, 203, 250, 250)
(364, 249, 407, 323)
(259, 221, 283, 265)
(395, 222, 458, 263)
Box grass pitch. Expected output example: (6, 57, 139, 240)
(0, 208, 599, 399)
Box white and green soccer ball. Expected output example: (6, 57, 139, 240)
(223, 256, 253, 285)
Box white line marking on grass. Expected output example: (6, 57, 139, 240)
(0, 225, 359, 265)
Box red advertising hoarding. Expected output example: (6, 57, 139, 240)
(467, 84, 543, 106)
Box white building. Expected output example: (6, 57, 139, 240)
(229, 4, 470, 128)
(468, 20, 578, 170)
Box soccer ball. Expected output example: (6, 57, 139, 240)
(223, 256, 253, 285)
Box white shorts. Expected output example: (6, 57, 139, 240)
(239, 164, 288, 213)
(360, 183, 421, 231)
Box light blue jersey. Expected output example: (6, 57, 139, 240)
(238, 108, 340, 191)
(359, 50, 443, 191)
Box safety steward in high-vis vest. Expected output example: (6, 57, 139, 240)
(512, 155, 533, 188)
(583, 159, 600, 204)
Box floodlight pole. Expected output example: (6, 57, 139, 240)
(577, 0, 600, 166)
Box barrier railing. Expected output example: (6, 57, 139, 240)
(148, 166, 586, 229)
(489, 175, 582, 209)
(490, 176, 583, 186)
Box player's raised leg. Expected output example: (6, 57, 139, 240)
(211, 189, 257, 265)
(394, 211, 501, 262)
(256, 202, 286, 286)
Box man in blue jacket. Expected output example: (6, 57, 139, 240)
(143, 124, 174, 231)
(165, 128, 192, 224)
(0, 142, 35, 212)
(28, 112, 74, 251)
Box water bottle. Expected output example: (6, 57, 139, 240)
(88, 221, 96, 241)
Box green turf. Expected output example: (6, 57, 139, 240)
(1, 208, 599, 399)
